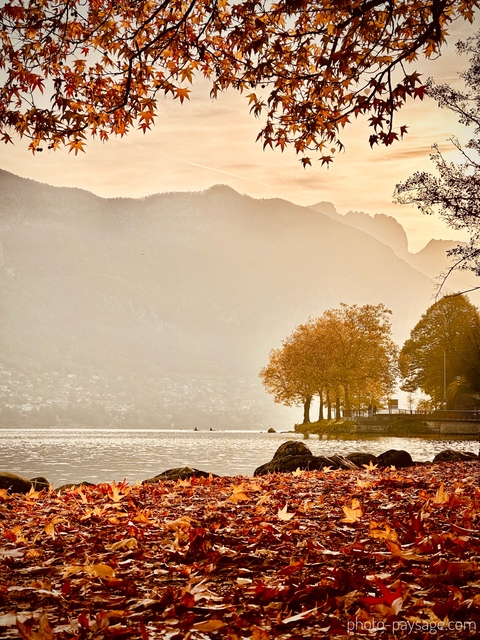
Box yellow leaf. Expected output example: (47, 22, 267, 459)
(105, 537, 138, 551)
(67, 138, 86, 155)
(193, 620, 226, 631)
(433, 482, 449, 504)
(278, 503, 295, 521)
(44, 516, 67, 539)
(292, 467, 304, 477)
(322, 466, 333, 474)
(363, 461, 378, 472)
(166, 516, 194, 531)
(76, 489, 89, 504)
(385, 540, 425, 561)
(229, 483, 249, 503)
(26, 489, 42, 500)
(357, 478, 372, 489)
(369, 521, 398, 542)
(62, 563, 115, 579)
(342, 499, 363, 523)
(86, 564, 116, 579)
(132, 510, 154, 525)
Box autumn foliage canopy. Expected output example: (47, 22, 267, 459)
(0, 0, 479, 163)
(259, 303, 398, 422)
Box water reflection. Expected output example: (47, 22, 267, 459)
(0, 428, 477, 487)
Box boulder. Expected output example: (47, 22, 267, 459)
(377, 449, 414, 468)
(254, 454, 324, 476)
(56, 481, 96, 492)
(143, 466, 216, 482)
(433, 449, 478, 463)
(267, 428, 276, 433)
(346, 452, 379, 467)
(271, 441, 313, 460)
(0, 472, 33, 494)
(30, 476, 50, 492)
(254, 440, 334, 475)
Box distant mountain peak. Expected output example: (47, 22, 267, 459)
(309, 201, 410, 259)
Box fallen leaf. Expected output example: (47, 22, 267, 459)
(342, 499, 363, 523)
(277, 503, 295, 521)
(433, 482, 449, 504)
(193, 619, 226, 631)
(369, 521, 398, 542)
(357, 478, 372, 489)
(62, 563, 115, 579)
(16, 613, 55, 640)
(282, 607, 317, 623)
(229, 483, 249, 503)
(105, 537, 139, 551)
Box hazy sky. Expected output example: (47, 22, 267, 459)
(0, 15, 478, 253)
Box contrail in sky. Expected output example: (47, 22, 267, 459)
(161, 153, 313, 205)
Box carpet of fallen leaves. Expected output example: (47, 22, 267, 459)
(1, 462, 480, 639)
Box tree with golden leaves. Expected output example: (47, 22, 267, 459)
(0, 1, 478, 162)
(259, 322, 320, 424)
(322, 303, 398, 416)
(260, 303, 398, 423)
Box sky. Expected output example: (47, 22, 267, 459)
(0, 15, 478, 253)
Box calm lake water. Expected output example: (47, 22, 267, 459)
(0, 428, 478, 488)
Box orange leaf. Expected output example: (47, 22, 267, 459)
(342, 499, 363, 523)
(433, 483, 449, 505)
(174, 87, 191, 103)
(16, 613, 54, 640)
(193, 620, 226, 631)
(229, 483, 249, 503)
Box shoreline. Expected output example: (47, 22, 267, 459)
(1, 441, 478, 493)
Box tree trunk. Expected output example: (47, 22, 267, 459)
(335, 395, 341, 419)
(303, 396, 312, 424)
(326, 389, 332, 420)
(318, 390, 324, 421)
(343, 384, 351, 418)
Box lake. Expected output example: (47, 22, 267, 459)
(0, 428, 478, 488)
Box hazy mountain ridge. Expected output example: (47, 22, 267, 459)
(0, 171, 440, 429)
(310, 201, 410, 259)
(310, 200, 476, 300)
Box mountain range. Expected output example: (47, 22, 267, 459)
(0, 169, 474, 429)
